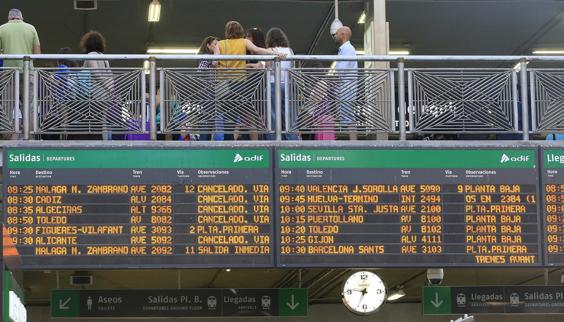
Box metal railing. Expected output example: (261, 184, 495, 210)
(286, 68, 394, 134)
(408, 68, 518, 133)
(1, 54, 564, 141)
(160, 68, 270, 135)
(529, 69, 564, 133)
(34, 68, 145, 135)
(0, 69, 19, 133)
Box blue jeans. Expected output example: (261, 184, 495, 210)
(266, 85, 299, 140)
(199, 113, 226, 141)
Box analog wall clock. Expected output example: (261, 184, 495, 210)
(342, 271, 386, 315)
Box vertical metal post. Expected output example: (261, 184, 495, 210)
(266, 69, 272, 131)
(397, 58, 406, 141)
(23, 57, 31, 140)
(14, 71, 20, 133)
(519, 59, 530, 141)
(528, 70, 537, 132)
(33, 70, 38, 134)
(141, 71, 147, 131)
(389, 71, 396, 132)
(407, 70, 414, 133)
(159, 69, 165, 133)
(298, 269, 302, 288)
(149, 57, 157, 141)
(511, 71, 520, 132)
(274, 60, 282, 141)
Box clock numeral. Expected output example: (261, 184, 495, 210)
(346, 289, 352, 295)
(360, 274, 368, 280)
(362, 304, 368, 310)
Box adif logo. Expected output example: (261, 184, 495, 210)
(500, 154, 510, 163)
(500, 153, 530, 163)
(233, 153, 263, 163)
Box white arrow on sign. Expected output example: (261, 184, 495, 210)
(430, 292, 444, 308)
(59, 298, 71, 310)
(286, 295, 300, 310)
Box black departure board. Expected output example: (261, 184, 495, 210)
(3, 148, 273, 269)
(276, 148, 542, 267)
(541, 148, 564, 266)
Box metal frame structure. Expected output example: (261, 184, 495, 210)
(286, 67, 394, 134)
(33, 67, 145, 135)
(407, 68, 518, 134)
(0, 68, 19, 134)
(2, 54, 564, 141)
(160, 68, 270, 135)
(529, 68, 564, 133)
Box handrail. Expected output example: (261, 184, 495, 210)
(0, 54, 277, 61)
(1, 54, 564, 62)
(2, 54, 564, 141)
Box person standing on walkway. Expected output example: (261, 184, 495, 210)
(0, 9, 41, 66)
(213, 21, 277, 141)
(197, 36, 223, 141)
(80, 31, 112, 140)
(0, 8, 41, 138)
(265, 27, 298, 140)
(334, 26, 358, 140)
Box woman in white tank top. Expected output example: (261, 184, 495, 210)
(265, 28, 299, 140)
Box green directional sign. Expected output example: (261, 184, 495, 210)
(278, 288, 307, 316)
(51, 290, 80, 318)
(424, 286, 564, 315)
(423, 286, 452, 315)
(52, 288, 308, 318)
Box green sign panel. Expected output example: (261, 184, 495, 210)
(51, 290, 80, 318)
(424, 286, 564, 315)
(543, 149, 564, 169)
(278, 149, 536, 169)
(6, 149, 270, 169)
(278, 288, 308, 316)
(52, 288, 307, 318)
(423, 286, 452, 315)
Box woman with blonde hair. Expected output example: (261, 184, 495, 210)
(214, 21, 278, 140)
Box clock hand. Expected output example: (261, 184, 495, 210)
(356, 288, 367, 308)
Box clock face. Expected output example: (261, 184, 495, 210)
(342, 271, 386, 315)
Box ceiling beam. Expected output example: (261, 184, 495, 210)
(307, 3, 334, 55)
(511, 9, 564, 54)
(309, 269, 351, 300)
(207, 269, 222, 288)
(271, 270, 297, 288)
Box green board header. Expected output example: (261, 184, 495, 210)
(543, 149, 564, 169)
(5, 149, 270, 169)
(278, 149, 537, 169)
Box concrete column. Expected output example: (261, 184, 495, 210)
(363, 0, 390, 140)
(364, 0, 388, 60)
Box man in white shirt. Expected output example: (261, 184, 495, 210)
(334, 26, 358, 140)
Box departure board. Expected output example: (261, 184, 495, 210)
(276, 148, 541, 267)
(3, 148, 273, 269)
(542, 148, 564, 266)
